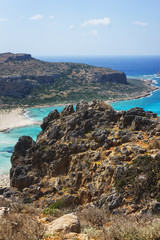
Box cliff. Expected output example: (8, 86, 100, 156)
(3, 100, 160, 215)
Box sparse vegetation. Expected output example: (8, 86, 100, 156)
(115, 155, 160, 202)
(0, 198, 43, 240)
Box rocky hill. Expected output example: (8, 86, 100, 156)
(2, 100, 160, 216)
(0, 53, 156, 107)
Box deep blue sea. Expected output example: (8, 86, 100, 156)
(0, 56, 160, 175)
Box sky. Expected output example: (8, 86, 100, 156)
(0, 0, 160, 56)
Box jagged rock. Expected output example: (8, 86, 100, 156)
(9, 101, 160, 213)
(61, 105, 75, 116)
(151, 202, 160, 214)
(41, 117, 49, 131)
(76, 101, 89, 112)
(45, 213, 80, 234)
(126, 107, 146, 117)
(12, 136, 35, 158)
(48, 109, 59, 121)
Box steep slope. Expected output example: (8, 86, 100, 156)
(5, 100, 160, 214)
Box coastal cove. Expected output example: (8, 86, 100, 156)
(0, 56, 160, 177)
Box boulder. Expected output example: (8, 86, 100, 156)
(0, 207, 9, 219)
(45, 213, 80, 235)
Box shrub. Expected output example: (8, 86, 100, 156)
(105, 214, 160, 240)
(0, 202, 43, 240)
(42, 199, 66, 216)
(114, 155, 160, 202)
(77, 206, 110, 228)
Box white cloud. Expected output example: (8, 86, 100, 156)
(69, 24, 74, 30)
(81, 30, 98, 36)
(81, 17, 111, 27)
(91, 30, 98, 36)
(0, 18, 8, 23)
(133, 21, 148, 26)
(29, 14, 43, 21)
(49, 16, 54, 19)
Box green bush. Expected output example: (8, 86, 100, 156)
(42, 199, 66, 216)
(114, 155, 160, 202)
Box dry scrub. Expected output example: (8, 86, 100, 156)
(0, 198, 44, 240)
(77, 207, 160, 240)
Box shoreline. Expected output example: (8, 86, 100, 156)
(109, 79, 159, 104)
(0, 108, 41, 132)
(110, 86, 159, 103)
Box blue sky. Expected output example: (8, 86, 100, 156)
(0, 0, 160, 56)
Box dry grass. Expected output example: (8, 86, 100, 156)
(77, 206, 160, 240)
(1, 197, 160, 240)
(77, 206, 110, 228)
(104, 214, 160, 240)
(0, 198, 44, 240)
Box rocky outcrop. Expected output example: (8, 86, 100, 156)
(5, 53, 32, 62)
(98, 72, 127, 84)
(8, 100, 160, 214)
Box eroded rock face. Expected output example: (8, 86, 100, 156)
(9, 100, 160, 214)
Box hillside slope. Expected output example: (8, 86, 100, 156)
(0, 53, 156, 107)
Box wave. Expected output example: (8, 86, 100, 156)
(23, 109, 34, 121)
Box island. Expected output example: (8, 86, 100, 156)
(0, 52, 157, 108)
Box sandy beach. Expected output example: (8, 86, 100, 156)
(0, 108, 41, 132)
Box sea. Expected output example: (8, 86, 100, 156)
(0, 56, 160, 175)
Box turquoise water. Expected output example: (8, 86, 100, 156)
(112, 74, 160, 115)
(0, 125, 41, 175)
(0, 56, 160, 175)
(25, 105, 66, 122)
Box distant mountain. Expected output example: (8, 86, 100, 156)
(0, 53, 156, 107)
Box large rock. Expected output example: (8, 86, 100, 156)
(45, 213, 80, 234)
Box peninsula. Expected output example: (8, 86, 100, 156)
(0, 53, 157, 108)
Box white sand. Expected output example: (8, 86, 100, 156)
(0, 174, 10, 188)
(0, 108, 40, 132)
